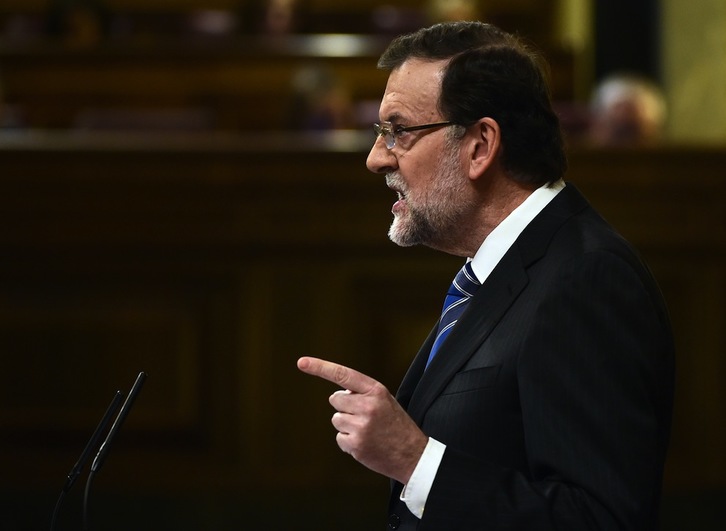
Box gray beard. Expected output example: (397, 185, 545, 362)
(387, 147, 470, 250)
(388, 206, 436, 247)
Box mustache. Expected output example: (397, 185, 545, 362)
(385, 172, 405, 191)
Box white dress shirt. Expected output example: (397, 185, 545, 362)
(400, 180, 565, 518)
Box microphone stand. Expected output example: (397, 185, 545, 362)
(50, 391, 125, 531)
(82, 371, 147, 531)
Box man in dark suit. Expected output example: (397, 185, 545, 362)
(298, 21, 674, 530)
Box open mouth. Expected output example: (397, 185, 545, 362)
(390, 188, 407, 213)
(385, 173, 408, 213)
(386, 174, 406, 197)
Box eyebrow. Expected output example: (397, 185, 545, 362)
(383, 112, 405, 124)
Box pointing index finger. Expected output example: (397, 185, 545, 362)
(297, 356, 377, 394)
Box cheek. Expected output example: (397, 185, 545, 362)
(399, 152, 441, 199)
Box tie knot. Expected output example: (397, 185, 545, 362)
(449, 262, 480, 298)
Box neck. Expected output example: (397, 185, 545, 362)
(441, 177, 537, 258)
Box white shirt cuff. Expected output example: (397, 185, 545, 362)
(399, 437, 446, 519)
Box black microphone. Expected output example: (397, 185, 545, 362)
(90, 371, 147, 474)
(83, 371, 147, 531)
(50, 390, 125, 531)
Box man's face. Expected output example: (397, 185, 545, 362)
(366, 59, 472, 251)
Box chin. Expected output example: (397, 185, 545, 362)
(388, 217, 424, 247)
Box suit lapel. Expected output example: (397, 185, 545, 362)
(399, 184, 590, 425)
(404, 249, 529, 423)
(395, 328, 435, 411)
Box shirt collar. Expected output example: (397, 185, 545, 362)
(469, 180, 565, 283)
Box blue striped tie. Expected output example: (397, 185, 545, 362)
(426, 262, 481, 368)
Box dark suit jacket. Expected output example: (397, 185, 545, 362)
(387, 184, 675, 530)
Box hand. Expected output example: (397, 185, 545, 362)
(297, 356, 428, 484)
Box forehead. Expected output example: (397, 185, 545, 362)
(379, 58, 448, 122)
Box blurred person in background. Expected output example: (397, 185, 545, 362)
(425, 0, 482, 23)
(240, 0, 306, 34)
(589, 73, 667, 146)
(288, 64, 354, 130)
(46, 0, 111, 47)
(0, 73, 24, 129)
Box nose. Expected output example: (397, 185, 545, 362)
(366, 135, 397, 175)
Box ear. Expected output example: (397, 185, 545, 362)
(467, 117, 501, 181)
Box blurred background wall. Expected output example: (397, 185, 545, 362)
(661, 0, 726, 143)
(0, 1, 724, 530)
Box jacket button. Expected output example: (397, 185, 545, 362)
(388, 513, 401, 529)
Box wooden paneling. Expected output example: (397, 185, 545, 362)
(0, 1, 576, 133)
(0, 132, 723, 529)
(0, 36, 574, 130)
(0, 36, 391, 129)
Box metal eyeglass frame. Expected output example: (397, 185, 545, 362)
(373, 120, 454, 150)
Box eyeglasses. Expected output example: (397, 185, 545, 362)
(373, 120, 454, 150)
